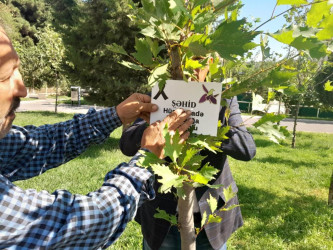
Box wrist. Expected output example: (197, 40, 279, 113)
(116, 105, 126, 125)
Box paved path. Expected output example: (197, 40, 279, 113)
(18, 99, 333, 134)
(242, 115, 333, 134)
(18, 99, 105, 114)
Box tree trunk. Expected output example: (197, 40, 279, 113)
(168, 40, 196, 249)
(178, 183, 196, 250)
(168, 41, 183, 80)
(55, 73, 59, 113)
(291, 100, 300, 148)
(277, 96, 282, 125)
(329, 171, 333, 206)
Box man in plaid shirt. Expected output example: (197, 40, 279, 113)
(0, 27, 193, 249)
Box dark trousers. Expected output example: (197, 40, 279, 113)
(142, 226, 227, 250)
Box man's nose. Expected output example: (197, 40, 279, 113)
(12, 70, 27, 98)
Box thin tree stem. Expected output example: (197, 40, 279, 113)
(178, 183, 196, 250)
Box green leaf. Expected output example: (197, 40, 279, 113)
(187, 136, 216, 153)
(176, 187, 186, 200)
(106, 43, 128, 56)
(217, 126, 230, 141)
(191, 173, 210, 184)
(119, 61, 146, 71)
(190, 162, 219, 185)
(271, 27, 328, 58)
(209, 57, 224, 81)
(199, 163, 219, 181)
(213, 0, 239, 13)
(253, 114, 290, 143)
(325, 80, 333, 91)
(185, 57, 204, 70)
(181, 34, 210, 57)
(220, 204, 240, 212)
(307, 1, 331, 28)
(132, 38, 154, 66)
(256, 122, 289, 144)
(148, 64, 169, 87)
(169, 0, 188, 15)
(154, 208, 177, 225)
(207, 214, 222, 224)
(146, 37, 165, 57)
(141, 25, 161, 39)
(208, 19, 259, 60)
(150, 163, 186, 193)
(316, 15, 333, 41)
(194, 0, 210, 8)
(201, 211, 207, 227)
(223, 68, 297, 99)
(192, 10, 215, 33)
(137, 150, 165, 167)
(164, 129, 184, 163)
(179, 147, 200, 167)
(223, 185, 236, 203)
(207, 194, 218, 213)
(253, 113, 286, 127)
(206, 183, 224, 189)
(277, 0, 307, 5)
(186, 155, 207, 171)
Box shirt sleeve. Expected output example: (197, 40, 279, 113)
(0, 107, 122, 182)
(220, 97, 256, 161)
(0, 151, 155, 249)
(119, 118, 147, 157)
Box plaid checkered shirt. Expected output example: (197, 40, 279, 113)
(0, 107, 155, 249)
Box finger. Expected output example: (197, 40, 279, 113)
(179, 131, 190, 144)
(136, 93, 151, 103)
(161, 109, 184, 127)
(168, 110, 192, 131)
(140, 113, 150, 124)
(151, 120, 161, 126)
(140, 112, 151, 123)
(176, 118, 194, 135)
(140, 102, 158, 113)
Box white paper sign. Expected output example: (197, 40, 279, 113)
(150, 80, 222, 136)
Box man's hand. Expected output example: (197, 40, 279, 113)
(116, 93, 158, 125)
(141, 109, 193, 159)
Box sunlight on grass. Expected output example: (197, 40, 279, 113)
(12, 112, 333, 250)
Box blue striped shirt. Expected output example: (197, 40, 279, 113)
(0, 107, 155, 249)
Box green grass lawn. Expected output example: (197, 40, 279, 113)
(12, 111, 333, 250)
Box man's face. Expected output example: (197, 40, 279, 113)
(0, 31, 27, 139)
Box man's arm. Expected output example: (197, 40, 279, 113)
(220, 96, 256, 161)
(0, 107, 122, 181)
(0, 152, 154, 249)
(0, 109, 192, 249)
(120, 118, 147, 156)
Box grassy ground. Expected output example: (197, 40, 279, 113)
(12, 111, 333, 250)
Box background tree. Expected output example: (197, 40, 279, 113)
(57, 0, 149, 106)
(313, 54, 333, 110)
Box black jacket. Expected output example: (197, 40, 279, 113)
(119, 97, 256, 250)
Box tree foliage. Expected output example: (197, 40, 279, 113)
(314, 54, 333, 110)
(58, 0, 150, 106)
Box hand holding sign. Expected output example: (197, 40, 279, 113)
(141, 109, 193, 158)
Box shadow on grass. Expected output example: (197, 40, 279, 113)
(253, 156, 330, 169)
(253, 138, 277, 148)
(78, 137, 121, 159)
(237, 185, 331, 244)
